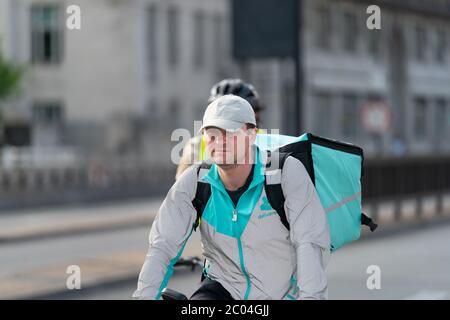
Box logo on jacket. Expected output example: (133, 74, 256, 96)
(258, 196, 277, 219)
(260, 196, 272, 211)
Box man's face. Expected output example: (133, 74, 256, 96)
(203, 124, 257, 167)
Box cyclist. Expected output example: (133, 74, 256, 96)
(133, 95, 330, 300)
(175, 78, 264, 180)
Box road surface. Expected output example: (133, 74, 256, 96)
(4, 219, 447, 299)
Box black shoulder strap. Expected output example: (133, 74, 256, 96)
(263, 150, 291, 231)
(192, 163, 212, 231)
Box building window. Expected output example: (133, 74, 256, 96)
(3, 124, 31, 147)
(367, 29, 381, 60)
(146, 99, 159, 120)
(194, 101, 205, 125)
(214, 13, 228, 76)
(435, 29, 447, 64)
(213, 13, 222, 73)
(414, 97, 427, 140)
(193, 10, 205, 69)
(167, 7, 179, 68)
(147, 5, 158, 83)
(435, 99, 448, 144)
(342, 11, 358, 53)
(169, 99, 180, 129)
(31, 102, 64, 146)
(30, 5, 63, 64)
(415, 24, 427, 62)
(342, 93, 359, 139)
(32, 102, 63, 125)
(315, 6, 332, 50)
(313, 92, 332, 137)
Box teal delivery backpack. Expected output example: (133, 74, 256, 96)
(255, 132, 378, 252)
(192, 132, 378, 252)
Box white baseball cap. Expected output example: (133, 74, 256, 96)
(199, 95, 256, 133)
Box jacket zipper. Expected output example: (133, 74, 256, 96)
(229, 184, 251, 223)
(226, 189, 252, 299)
(232, 208, 238, 222)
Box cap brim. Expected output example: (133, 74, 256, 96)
(198, 118, 244, 134)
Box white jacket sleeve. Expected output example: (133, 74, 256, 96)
(281, 156, 331, 300)
(132, 165, 198, 299)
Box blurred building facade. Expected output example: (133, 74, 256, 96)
(0, 0, 449, 169)
(300, 0, 450, 156)
(0, 0, 238, 166)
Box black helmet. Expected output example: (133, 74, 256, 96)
(208, 79, 263, 112)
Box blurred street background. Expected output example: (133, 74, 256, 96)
(0, 0, 449, 299)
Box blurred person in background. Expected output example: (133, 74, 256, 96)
(175, 78, 264, 180)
